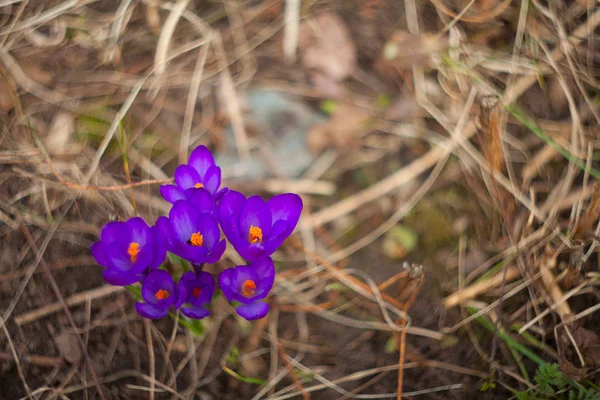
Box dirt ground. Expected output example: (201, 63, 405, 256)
(1, 0, 600, 399)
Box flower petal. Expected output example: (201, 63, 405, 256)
(141, 270, 175, 305)
(182, 306, 210, 320)
(239, 196, 272, 239)
(218, 268, 236, 302)
(160, 185, 186, 204)
(156, 216, 175, 249)
(189, 213, 220, 249)
(251, 257, 275, 300)
(188, 145, 215, 180)
(91, 242, 109, 267)
(127, 217, 151, 246)
(136, 302, 169, 319)
(100, 221, 126, 243)
(169, 200, 200, 242)
(267, 193, 302, 233)
(236, 302, 269, 320)
(175, 165, 202, 191)
(185, 188, 214, 213)
(217, 190, 246, 239)
(205, 239, 226, 264)
(103, 268, 143, 286)
(149, 225, 167, 269)
(203, 165, 221, 195)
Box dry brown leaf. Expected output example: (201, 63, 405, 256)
(0, 78, 16, 113)
(54, 332, 82, 365)
(308, 103, 372, 153)
(381, 30, 447, 70)
(299, 13, 357, 81)
(46, 111, 76, 155)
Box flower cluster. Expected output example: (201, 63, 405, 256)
(91, 145, 302, 321)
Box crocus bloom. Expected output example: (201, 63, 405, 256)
(217, 191, 302, 261)
(136, 270, 186, 319)
(157, 200, 226, 265)
(218, 257, 275, 320)
(160, 145, 226, 201)
(159, 187, 215, 213)
(91, 217, 166, 286)
(177, 271, 215, 319)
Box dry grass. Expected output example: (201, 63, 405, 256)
(1, 0, 600, 399)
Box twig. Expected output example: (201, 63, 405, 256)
(14, 285, 124, 326)
(20, 225, 105, 399)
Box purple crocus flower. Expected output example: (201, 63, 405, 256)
(157, 200, 226, 265)
(160, 145, 227, 202)
(217, 191, 302, 261)
(136, 270, 186, 319)
(91, 217, 166, 286)
(159, 187, 215, 213)
(218, 257, 275, 320)
(177, 271, 215, 319)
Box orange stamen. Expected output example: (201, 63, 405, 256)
(241, 280, 256, 298)
(193, 287, 201, 298)
(195, 183, 203, 189)
(156, 289, 170, 300)
(248, 225, 263, 244)
(127, 242, 140, 263)
(189, 232, 203, 246)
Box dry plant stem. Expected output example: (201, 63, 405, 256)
(0, 351, 64, 367)
(443, 266, 521, 307)
(14, 285, 124, 326)
(278, 343, 310, 400)
(20, 225, 105, 400)
(1, 320, 32, 398)
(143, 320, 155, 400)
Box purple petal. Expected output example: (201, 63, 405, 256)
(235, 242, 269, 262)
(174, 282, 187, 310)
(239, 196, 272, 240)
(203, 166, 221, 195)
(188, 145, 215, 179)
(182, 306, 210, 320)
(156, 216, 175, 250)
(267, 220, 289, 242)
(141, 270, 175, 305)
(103, 268, 143, 286)
(136, 302, 169, 319)
(190, 213, 221, 249)
(175, 165, 202, 191)
(236, 302, 269, 320)
(267, 193, 302, 233)
(205, 239, 226, 264)
(149, 225, 167, 269)
(215, 187, 229, 203)
(169, 201, 200, 242)
(127, 217, 151, 246)
(100, 221, 126, 243)
(160, 185, 186, 204)
(91, 242, 109, 267)
(170, 242, 209, 264)
(251, 257, 275, 299)
(218, 190, 246, 237)
(218, 268, 236, 302)
(185, 188, 214, 212)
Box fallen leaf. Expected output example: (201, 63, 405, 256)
(299, 13, 357, 81)
(307, 103, 372, 153)
(54, 332, 82, 365)
(46, 112, 75, 155)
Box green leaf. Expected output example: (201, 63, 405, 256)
(320, 99, 337, 115)
(223, 366, 267, 385)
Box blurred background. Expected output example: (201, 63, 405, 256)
(1, 0, 600, 399)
